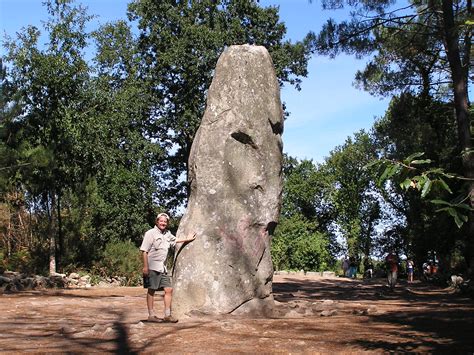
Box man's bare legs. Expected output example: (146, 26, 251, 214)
(163, 287, 178, 322)
(147, 289, 156, 317)
(163, 287, 173, 317)
(146, 286, 177, 322)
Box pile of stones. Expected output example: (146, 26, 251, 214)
(0, 270, 126, 292)
(67, 272, 126, 288)
(450, 275, 474, 297)
(274, 270, 337, 278)
(0, 270, 67, 292)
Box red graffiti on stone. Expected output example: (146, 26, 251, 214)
(217, 216, 268, 260)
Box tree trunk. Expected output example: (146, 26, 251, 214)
(441, 0, 474, 271)
(57, 190, 63, 272)
(29, 205, 33, 250)
(17, 210, 26, 248)
(7, 216, 11, 257)
(48, 193, 57, 275)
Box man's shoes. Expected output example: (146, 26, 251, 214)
(163, 315, 178, 323)
(147, 315, 163, 323)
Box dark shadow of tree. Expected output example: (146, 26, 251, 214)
(273, 276, 474, 352)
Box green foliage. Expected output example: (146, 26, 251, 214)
(314, 1, 471, 100)
(273, 155, 340, 271)
(281, 155, 334, 227)
(277, 139, 384, 269)
(323, 131, 381, 258)
(272, 212, 332, 272)
(96, 240, 142, 286)
(312, 0, 473, 269)
(367, 93, 467, 269)
(128, 0, 313, 209)
(1, 1, 163, 271)
(1, 0, 97, 272)
(369, 94, 470, 231)
(369, 153, 473, 228)
(8, 249, 32, 274)
(0, 248, 31, 274)
(0, 251, 6, 273)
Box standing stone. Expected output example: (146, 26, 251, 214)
(173, 44, 284, 317)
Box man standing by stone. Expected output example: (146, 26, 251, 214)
(140, 213, 195, 323)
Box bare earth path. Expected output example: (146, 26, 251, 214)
(1, 274, 473, 353)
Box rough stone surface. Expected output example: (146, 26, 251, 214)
(172, 44, 284, 318)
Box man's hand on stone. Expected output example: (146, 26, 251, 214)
(177, 232, 197, 243)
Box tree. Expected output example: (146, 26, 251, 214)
(281, 155, 335, 229)
(2, 0, 94, 273)
(272, 156, 335, 271)
(275, 135, 383, 269)
(370, 93, 467, 268)
(272, 214, 332, 271)
(0, 58, 33, 260)
(90, 20, 165, 245)
(313, 0, 473, 269)
(323, 131, 381, 259)
(127, 0, 314, 210)
(1, 1, 163, 272)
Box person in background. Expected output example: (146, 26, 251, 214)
(385, 250, 399, 291)
(342, 257, 350, 277)
(364, 258, 374, 279)
(407, 259, 414, 283)
(140, 212, 196, 323)
(349, 256, 358, 279)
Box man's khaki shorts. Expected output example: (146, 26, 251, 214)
(149, 270, 172, 290)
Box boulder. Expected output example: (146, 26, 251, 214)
(173, 45, 283, 318)
(450, 275, 464, 288)
(0, 275, 12, 286)
(320, 310, 338, 317)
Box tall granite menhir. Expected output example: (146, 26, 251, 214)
(173, 45, 283, 317)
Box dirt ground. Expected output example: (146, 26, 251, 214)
(1, 274, 473, 353)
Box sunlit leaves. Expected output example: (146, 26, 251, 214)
(368, 152, 473, 228)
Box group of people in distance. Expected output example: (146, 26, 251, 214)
(342, 256, 374, 279)
(341, 251, 419, 291)
(342, 256, 359, 278)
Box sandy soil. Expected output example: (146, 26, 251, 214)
(1, 274, 473, 353)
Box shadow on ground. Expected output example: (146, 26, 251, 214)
(274, 276, 474, 352)
(1, 276, 473, 353)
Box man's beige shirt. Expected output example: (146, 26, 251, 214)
(140, 226, 176, 273)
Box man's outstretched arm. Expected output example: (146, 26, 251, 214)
(176, 232, 197, 244)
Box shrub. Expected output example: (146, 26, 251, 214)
(0, 250, 5, 273)
(97, 240, 142, 285)
(1, 248, 36, 274)
(272, 215, 332, 272)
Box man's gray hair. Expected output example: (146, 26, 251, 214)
(156, 212, 170, 221)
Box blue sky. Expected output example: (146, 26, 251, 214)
(1, 0, 390, 163)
